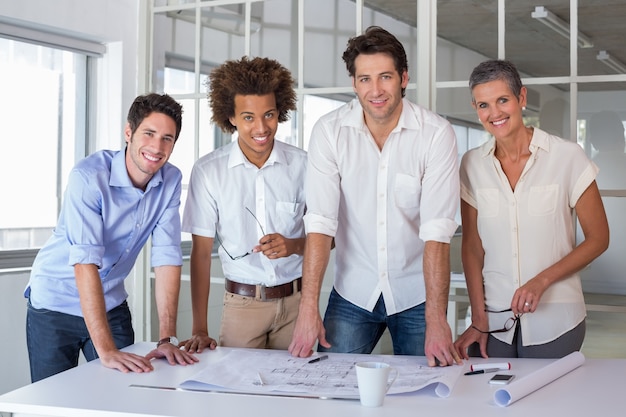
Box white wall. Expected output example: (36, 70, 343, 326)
(0, 271, 30, 396)
(0, 0, 140, 396)
(0, 0, 140, 140)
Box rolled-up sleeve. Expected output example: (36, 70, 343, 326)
(304, 120, 341, 237)
(64, 169, 107, 267)
(151, 178, 183, 267)
(418, 123, 460, 243)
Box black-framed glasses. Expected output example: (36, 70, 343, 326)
(215, 207, 266, 260)
(471, 308, 523, 334)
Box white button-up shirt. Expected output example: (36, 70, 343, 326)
(304, 98, 459, 315)
(182, 140, 306, 286)
(460, 128, 597, 345)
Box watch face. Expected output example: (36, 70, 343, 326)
(157, 336, 179, 347)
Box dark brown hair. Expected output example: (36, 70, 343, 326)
(208, 56, 297, 133)
(342, 26, 409, 97)
(127, 93, 183, 140)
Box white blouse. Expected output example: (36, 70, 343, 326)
(460, 128, 598, 345)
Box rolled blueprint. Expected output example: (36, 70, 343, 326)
(470, 362, 511, 371)
(494, 351, 585, 407)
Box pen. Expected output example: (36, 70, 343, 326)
(308, 354, 329, 364)
(464, 368, 499, 376)
(257, 372, 266, 386)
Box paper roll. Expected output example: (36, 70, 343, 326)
(494, 351, 585, 407)
(470, 362, 511, 371)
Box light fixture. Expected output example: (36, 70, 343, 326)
(531, 6, 593, 49)
(166, 8, 261, 37)
(596, 50, 626, 74)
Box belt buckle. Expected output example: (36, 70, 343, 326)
(256, 284, 267, 301)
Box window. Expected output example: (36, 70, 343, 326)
(0, 36, 93, 268)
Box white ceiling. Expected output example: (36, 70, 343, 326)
(364, 0, 626, 90)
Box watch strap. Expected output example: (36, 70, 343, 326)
(156, 336, 178, 347)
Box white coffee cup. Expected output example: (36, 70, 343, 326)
(355, 361, 398, 407)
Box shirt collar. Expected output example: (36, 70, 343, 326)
(110, 148, 164, 190)
(227, 139, 285, 169)
(528, 127, 551, 153)
(480, 127, 551, 158)
(341, 98, 421, 133)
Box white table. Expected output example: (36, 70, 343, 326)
(0, 342, 624, 417)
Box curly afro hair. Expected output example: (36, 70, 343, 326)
(208, 56, 297, 133)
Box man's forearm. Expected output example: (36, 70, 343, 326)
(423, 241, 451, 321)
(154, 265, 182, 338)
(74, 264, 117, 354)
(300, 233, 333, 311)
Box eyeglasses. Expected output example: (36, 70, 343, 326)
(215, 207, 266, 260)
(471, 308, 523, 334)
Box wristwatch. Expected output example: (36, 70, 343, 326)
(156, 336, 179, 348)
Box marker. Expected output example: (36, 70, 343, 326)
(464, 368, 500, 376)
(308, 354, 329, 364)
(470, 362, 511, 372)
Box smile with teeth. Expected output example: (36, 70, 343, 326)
(253, 135, 269, 142)
(491, 118, 507, 126)
(143, 152, 161, 162)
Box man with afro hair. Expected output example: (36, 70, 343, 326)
(181, 56, 307, 351)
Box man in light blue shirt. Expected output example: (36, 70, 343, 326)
(25, 93, 197, 382)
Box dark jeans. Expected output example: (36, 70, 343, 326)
(318, 288, 426, 355)
(26, 299, 134, 382)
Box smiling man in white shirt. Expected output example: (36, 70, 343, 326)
(289, 26, 462, 367)
(181, 57, 306, 352)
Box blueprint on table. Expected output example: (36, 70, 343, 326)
(179, 349, 462, 399)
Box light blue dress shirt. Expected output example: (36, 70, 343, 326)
(25, 149, 183, 316)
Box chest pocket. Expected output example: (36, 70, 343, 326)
(394, 173, 420, 208)
(528, 184, 559, 216)
(476, 188, 499, 218)
(274, 201, 305, 236)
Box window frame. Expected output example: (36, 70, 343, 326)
(0, 22, 102, 270)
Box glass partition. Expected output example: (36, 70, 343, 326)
(577, 90, 626, 295)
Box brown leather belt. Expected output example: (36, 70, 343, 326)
(225, 277, 302, 301)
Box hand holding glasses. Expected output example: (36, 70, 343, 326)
(471, 308, 523, 334)
(216, 207, 266, 260)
